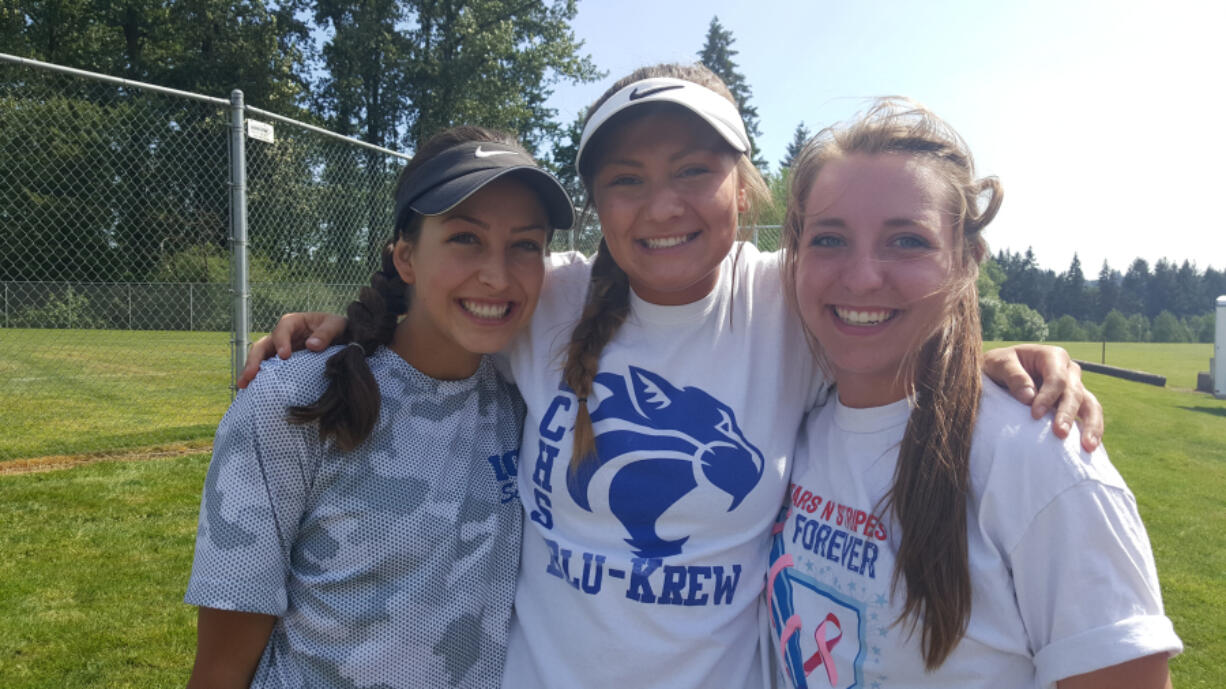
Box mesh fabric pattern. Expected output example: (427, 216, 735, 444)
(187, 346, 524, 688)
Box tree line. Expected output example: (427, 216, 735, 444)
(979, 249, 1222, 343)
(3, 5, 778, 290)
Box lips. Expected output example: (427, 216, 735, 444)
(832, 306, 897, 326)
(460, 299, 513, 320)
(639, 231, 699, 250)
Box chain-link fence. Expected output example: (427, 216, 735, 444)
(0, 53, 783, 464)
(0, 53, 411, 462)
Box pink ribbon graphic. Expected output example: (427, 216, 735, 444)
(802, 612, 842, 687)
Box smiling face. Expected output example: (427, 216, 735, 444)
(393, 175, 549, 379)
(795, 153, 961, 407)
(589, 108, 747, 306)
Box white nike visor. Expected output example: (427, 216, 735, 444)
(575, 77, 751, 173)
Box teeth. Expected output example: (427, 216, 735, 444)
(834, 307, 895, 326)
(642, 235, 690, 249)
(461, 300, 511, 320)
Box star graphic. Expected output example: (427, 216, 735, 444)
(875, 594, 888, 606)
(878, 627, 889, 638)
(805, 559, 816, 572)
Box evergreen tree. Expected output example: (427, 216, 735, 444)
(698, 16, 767, 170)
(1175, 260, 1200, 315)
(1119, 258, 1150, 315)
(1096, 260, 1120, 320)
(1051, 253, 1088, 320)
(1203, 267, 1226, 306)
(1147, 258, 1178, 318)
(779, 121, 812, 170)
(998, 247, 1051, 317)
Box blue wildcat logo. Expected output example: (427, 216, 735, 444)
(566, 366, 765, 559)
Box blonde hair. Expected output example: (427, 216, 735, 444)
(782, 98, 1002, 669)
(562, 63, 769, 469)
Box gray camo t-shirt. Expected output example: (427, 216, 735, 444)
(186, 346, 524, 688)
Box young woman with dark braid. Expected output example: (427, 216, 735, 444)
(767, 101, 1179, 689)
(184, 126, 573, 689)
(240, 65, 1106, 689)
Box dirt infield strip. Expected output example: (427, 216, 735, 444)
(0, 442, 213, 476)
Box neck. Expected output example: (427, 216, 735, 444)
(390, 321, 482, 381)
(834, 369, 909, 409)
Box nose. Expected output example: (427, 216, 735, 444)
(477, 250, 510, 291)
(644, 183, 685, 223)
(840, 246, 885, 294)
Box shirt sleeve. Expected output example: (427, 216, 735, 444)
(1009, 479, 1182, 686)
(184, 367, 312, 616)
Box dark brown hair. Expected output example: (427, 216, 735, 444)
(287, 126, 528, 451)
(562, 63, 769, 468)
(782, 98, 1002, 668)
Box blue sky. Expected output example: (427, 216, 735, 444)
(545, 0, 1225, 277)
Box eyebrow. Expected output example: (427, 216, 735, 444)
(807, 216, 937, 232)
(443, 214, 547, 233)
(603, 145, 712, 168)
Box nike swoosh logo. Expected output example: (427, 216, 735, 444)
(474, 146, 516, 158)
(629, 84, 685, 100)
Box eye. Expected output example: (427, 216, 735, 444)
(514, 239, 544, 253)
(447, 232, 480, 246)
(809, 234, 845, 248)
(606, 174, 640, 187)
(716, 409, 734, 437)
(892, 234, 931, 249)
(677, 164, 710, 178)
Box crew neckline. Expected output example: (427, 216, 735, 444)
(627, 254, 732, 325)
(832, 393, 913, 433)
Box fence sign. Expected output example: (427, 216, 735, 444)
(247, 119, 275, 143)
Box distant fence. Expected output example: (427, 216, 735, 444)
(1, 281, 365, 332)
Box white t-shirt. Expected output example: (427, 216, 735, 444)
(768, 379, 1181, 689)
(502, 244, 826, 689)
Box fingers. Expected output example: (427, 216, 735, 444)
(1024, 346, 1073, 420)
(304, 314, 348, 351)
(236, 312, 346, 389)
(1076, 389, 1104, 452)
(237, 336, 277, 389)
(270, 312, 309, 356)
(983, 346, 1037, 405)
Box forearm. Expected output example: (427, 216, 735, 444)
(1056, 653, 1171, 689)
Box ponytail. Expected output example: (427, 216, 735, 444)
(287, 243, 409, 451)
(883, 285, 981, 669)
(562, 239, 631, 468)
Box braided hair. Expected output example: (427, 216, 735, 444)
(288, 126, 526, 451)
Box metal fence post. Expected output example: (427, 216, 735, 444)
(189, 284, 194, 331)
(229, 90, 250, 394)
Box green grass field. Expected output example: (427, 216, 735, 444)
(0, 328, 234, 461)
(992, 340, 1215, 392)
(0, 336, 1222, 686)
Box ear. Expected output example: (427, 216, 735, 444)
(392, 239, 416, 285)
